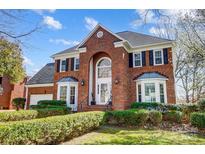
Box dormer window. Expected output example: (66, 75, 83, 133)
(60, 60, 66, 72)
(154, 50, 163, 65)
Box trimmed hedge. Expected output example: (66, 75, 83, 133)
(163, 111, 183, 123)
(106, 109, 149, 126)
(0, 110, 38, 122)
(37, 100, 66, 106)
(0, 111, 105, 144)
(0, 108, 70, 122)
(131, 102, 183, 112)
(190, 112, 205, 129)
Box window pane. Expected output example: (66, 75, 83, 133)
(75, 58, 79, 70)
(160, 84, 165, 103)
(134, 53, 141, 66)
(70, 86, 75, 104)
(145, 83, 156, 102)
(60, 86, 67, 101)
(61, 60, 66, 71)
(98, 67, 111, 78)
(138, 84, 142, 102)
(155, 51, 162, 64)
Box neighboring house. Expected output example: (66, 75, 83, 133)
(0, 76, 27, 109)
(25, 24, 176, 111)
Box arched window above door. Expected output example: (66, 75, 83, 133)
(97, 58, 111, 78)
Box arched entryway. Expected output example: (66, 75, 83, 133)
(95, 57, 112, 104)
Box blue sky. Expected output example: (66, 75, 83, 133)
(19, 9, 171, 76)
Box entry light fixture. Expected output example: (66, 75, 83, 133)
(114, 78, 119, 84)
(81, 79, 85, 86)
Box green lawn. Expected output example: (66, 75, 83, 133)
(62, 126, 205, 145)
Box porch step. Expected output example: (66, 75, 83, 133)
(80, 105, 110, 112)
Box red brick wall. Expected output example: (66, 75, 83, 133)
(0, 76, 26, 109)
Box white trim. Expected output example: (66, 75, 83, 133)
(78, 47, 86, 53)
(153, 49, 164, 66)
(24, 86, 28, 110)
(89, 57, 94, 105)
(25, 83, 54, 88)
(52, 52, 79, 60)
(95, 57, 112, 105)
(133, 52, 142, 68)
(113, 41, 130, 52)
(136, 79, 167, 104)
(77, 24, 127, 49)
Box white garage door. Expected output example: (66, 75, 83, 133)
(30, 94, 53, 105)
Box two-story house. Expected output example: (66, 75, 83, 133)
(25, 24, 176, 111)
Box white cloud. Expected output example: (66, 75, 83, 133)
(23, 56, 34, 66)
(43, 16, 62, 30)
(84, 17, 98, 31)
(49, 38, 79, 46)
(32, 9, 56, 15)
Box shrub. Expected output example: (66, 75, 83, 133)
(131, 102, 162, 110)
(148, 110, 162, 126)
(37, 100, 66, 106)
(106, 109, 149, 126)
(190, 112, 205, 129)
(0, 111, 105, 144)
(0, 108, 70, 122)
(181, 105, 200, 122)
(12, 98, 26, 111)
(198, 99, 205, 111)
(0, 110, 38, 122)
(163, 111, 183, 123)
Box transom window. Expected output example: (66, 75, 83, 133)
(97, 58, 111, 78)
(154, 50, 163, 65)
(60, 86, 67, 101)
(75, 58, 79, 70)
(60, 60, 66, 72)
(134, 53, 142, 67)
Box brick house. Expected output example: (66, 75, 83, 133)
(25, 24, 176, 111)
(0, 76, 27, 109)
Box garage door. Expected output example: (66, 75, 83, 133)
(30, 94, 53, 105)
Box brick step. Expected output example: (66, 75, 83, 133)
(79, 105, 110, 112)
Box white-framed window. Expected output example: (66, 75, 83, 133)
(59, 86, 67, 101)
(154, 49, 163, 65)
(97, 58, 111, 78)
(60, 59, 66, 72)
(74, 57, 79, 71)
(136, 79, 167, 103)
(133, 52, 142, 67)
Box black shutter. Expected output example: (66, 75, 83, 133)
(163, 48, 169, 64)
(129, 53, 133, 68)
(142, 51, 146, 66)
(71, 58, 75, 71)
(149, 50, 154, 66)
(56, 60, 60, 72)
(66, 58, 69, 71)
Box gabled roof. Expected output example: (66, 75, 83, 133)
(51, 24, 173, 57)
(26, 63, 54, 85)
(135, 72, 168, 80)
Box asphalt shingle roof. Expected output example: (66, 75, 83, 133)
(116, 31, 172, 47)
(52, 31, 172, 57)
(26, 63, 54, 85)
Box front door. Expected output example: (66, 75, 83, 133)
(97, 81, 111, 104)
